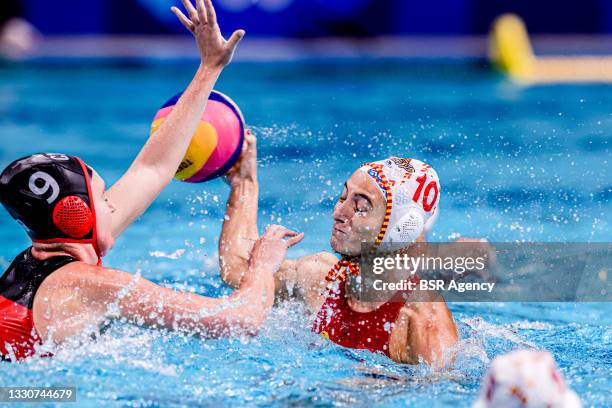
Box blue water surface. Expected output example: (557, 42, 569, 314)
(0, 60, 610, 407)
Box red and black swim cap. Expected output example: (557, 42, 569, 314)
(0, 153, 99, 254)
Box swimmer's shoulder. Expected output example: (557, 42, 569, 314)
(298, 251, 339, 267)
(296, 252, 338, 280)
(293, 252, 338, 310)
(36, 261, 134, 302)
(45, 261, 127, 282)
(32, 262, 138, 343)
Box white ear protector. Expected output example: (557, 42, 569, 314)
(423, 205, 439, 234)
(387, 207, 424, 243)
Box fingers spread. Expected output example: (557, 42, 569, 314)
(171, 7, 194, 31)
(179, 0, 198, 21)
(204, 0, 217, 25)
(196, 0, 208, 24)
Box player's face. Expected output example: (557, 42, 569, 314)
(331, 170, 386, 256)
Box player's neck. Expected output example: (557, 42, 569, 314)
(31, 242, 97, 264)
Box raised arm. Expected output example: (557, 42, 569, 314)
(33, 226, 302, 343)
(218, 132, 338, 307)
(218, 130, 260, 287)
(105, 0, 245, 238)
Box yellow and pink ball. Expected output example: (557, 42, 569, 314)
(151, 90, 245, 182)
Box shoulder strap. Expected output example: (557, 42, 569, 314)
(0, 248, 77, 309)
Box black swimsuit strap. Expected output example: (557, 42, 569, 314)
(0, 248, 77, 309)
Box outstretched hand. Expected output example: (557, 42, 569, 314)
(172, 0, 245, 68)
(249, 225, 304, 274)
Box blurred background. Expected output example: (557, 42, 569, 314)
(12, 0, 612, 35)
(2, 0, 612, 59)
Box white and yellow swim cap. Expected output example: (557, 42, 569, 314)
(360, 157, 440, 246)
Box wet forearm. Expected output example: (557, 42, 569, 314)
(135, 64, 221, 176)
(173, 282, 273, 337)
(180, 269, 274, 337)
(221, 271, 275, 334)
(106, 65, 222, 237)
(219, 179, 259, 287)
(116, 273, 273, 338)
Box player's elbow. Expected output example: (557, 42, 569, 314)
(219, 255, 250, 289)
(402, 301, 459, 367)
(219, 263, 245, 289)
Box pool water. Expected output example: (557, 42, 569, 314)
(0, 60, 610, 407)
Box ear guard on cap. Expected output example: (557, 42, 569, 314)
(423, 206, 439, 235)
(387, 207, 424, 243)
(360, 157, 440, 250)
(52, 195, 94, 239)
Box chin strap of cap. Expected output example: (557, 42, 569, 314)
(362, 162, 394, 248)
(31, 156, 102, 265)
(73, 157, 102, 266)
(325, 257, 360, 284)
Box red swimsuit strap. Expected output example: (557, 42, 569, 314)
(315, 257, 412, 357)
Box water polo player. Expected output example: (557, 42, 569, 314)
(0, 0, 303, 362)
(219, 134, 493, 365)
